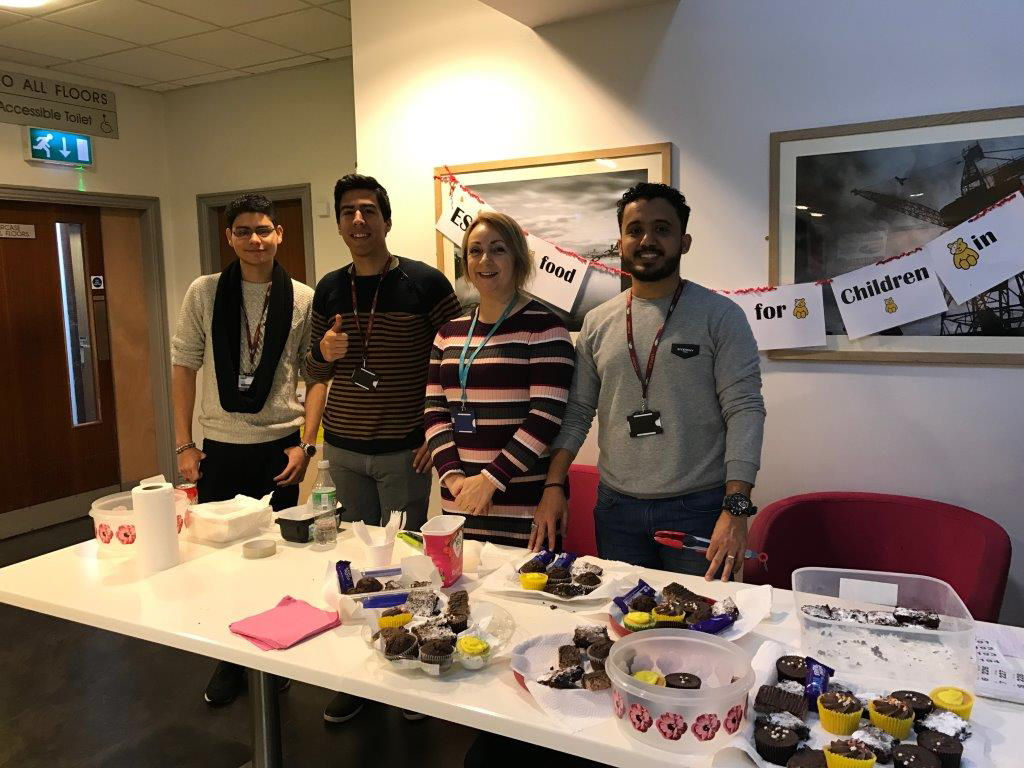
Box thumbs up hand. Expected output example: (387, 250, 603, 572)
(319, 314, 349, 362)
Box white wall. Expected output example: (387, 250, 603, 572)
(350, 0, 1024, 624)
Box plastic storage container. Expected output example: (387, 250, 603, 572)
(792, 567, 976, 692)
(275, 504, 344, 544)
(186, 497, 271, 543)
(89, 489, 189, 556)
(604, 628, 754, 754)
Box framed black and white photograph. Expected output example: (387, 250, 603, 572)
(769, 105, 1024, 364)
(434, 143, 672, 330)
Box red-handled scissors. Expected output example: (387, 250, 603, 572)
(653, 530, 769, 571)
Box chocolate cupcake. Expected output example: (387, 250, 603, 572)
(546, 566, 571, 584)
(348, 576, 383, 594)
(890, 690, 933, 720)
(681, 599, 712, 626)
(573, 571, 602, 593)
(825, 739, 877, 766)
(892, 745, 940, 768)
(754, 685, 809, 718)
(628, 595, 658, 613)
(538, 664, 583, 689)
(776, 655, 809, 683)
(664, 672, 702, 690)
(755, 724, 800, 766)
(573, 625, 609, 648)
(869, 696, 914, 739)
(518, 558, 547, 574)
(586, 639, 613, 672)
(756, 712, 810, 741)
(558, 644, 582, 668)
(787, 748, 827, 767)
(445, 611, 469, 634)
(582, 670, 611, 691)
(916, 730, 963, 768)
(817, 691, 863, 735)
(651, 602, 685, 627)
(383, 632, 418, 660)
(418, 639, 454, 674)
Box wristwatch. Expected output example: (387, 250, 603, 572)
(299, 442, 317, 458)
(723, 492, 757, 518)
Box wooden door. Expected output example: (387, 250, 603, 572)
(214, 198, 307, 283)
(0, 202, 120, 514)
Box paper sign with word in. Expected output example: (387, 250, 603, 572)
(829, 249, 947, 340)
(724, 283, 826, 351)
(924, 191, 1024, 305)
(435, 188, 492, 245)
(524, 235, 586, 313)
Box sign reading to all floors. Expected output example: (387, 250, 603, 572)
(27, 127, 94, 167)
(1, 69, 118, 138)
(0, 223, 35, 239)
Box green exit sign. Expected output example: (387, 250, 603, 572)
(26, 127, 94, 167)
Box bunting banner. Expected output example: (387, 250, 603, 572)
(723, 283, 826, 350)
(435, 186, 492, 245)
(524, 234, 586, 313)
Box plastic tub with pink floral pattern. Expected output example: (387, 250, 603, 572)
(604, 628, 754, 754)
(88, 490, 189, 557)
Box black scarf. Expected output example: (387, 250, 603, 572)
(212, 259, 293, 413)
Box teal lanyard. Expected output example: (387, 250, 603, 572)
(457, 296, 518, 408)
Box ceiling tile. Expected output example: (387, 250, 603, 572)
(155, 28, 299, 68)
(0, 18, 131, 59)
(320, 1, 349, 17)
(48, 0, 214, 45)
(3, 0, 95, 15)
(142, 0, 307, 27)
(242, 53, 320, 73)
(242, 8, 350, 53)
(0, 10, 28, 29)
(52, 60, 156, 86)
(82, 46, 220, 80)
(318, 45, 350, 59)
(143, 81, 181, 91)
(0, 43, 66, 66)
(172, 69, 246, 86)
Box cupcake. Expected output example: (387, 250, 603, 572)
(681, 599, 712, 626)
(623, 611, 655, 631)
(632, 669, 665, 686)
(586, 639, 613, 672)
(916, 729, 963, 768)
(755, 724, 800, 766)
(378, 607, 412, 630)
(824, 739, 877, 768)
(928, 687, 973, 720)
(651, 602, 686, 627)
(776, 655, 809, 683)
(418, 639, 454, 675)
(787, 748, 827, 767)
(383, 631, 418, 660)
(573, 625, 609, 649)
(573, 571, 602, 593)
(445, 611, 469, 634)
(455, 635, 490, 670)
(868, 696, 914, 739)
(546, 566, 571, 585)
(628, 595, 658, 613)
(664, 672, 701, 690)
(851, 725, 896, 764)
(756, 712, 810, 741)
(519, 572, 548, 590)
(891, 745, 940, 768)
(817, 691, 864, 735)
(518, 558, 547, 574)
(890, 689, 934, 720)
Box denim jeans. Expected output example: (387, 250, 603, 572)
(593, 483, 725, 576)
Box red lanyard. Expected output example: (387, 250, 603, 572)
(241, 284, 272, 372)
(625, 280, 684, 409)
(349, 256, 392, 367)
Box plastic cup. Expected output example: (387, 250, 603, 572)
(421, 515, 465, 587)
(365, 541, 394, 567)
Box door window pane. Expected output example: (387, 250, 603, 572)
(55, 222, 99, 425)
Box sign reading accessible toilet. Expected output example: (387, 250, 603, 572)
(0, 69, 118, 138)
(829, 249, 947, 340)
(525, 234, 585, 313)
(27, 127, 93, 167)
(724, 283, 826, 350)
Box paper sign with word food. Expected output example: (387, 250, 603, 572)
(524, 234, 586, 313)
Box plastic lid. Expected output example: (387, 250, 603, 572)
(318, 459, 329, 469)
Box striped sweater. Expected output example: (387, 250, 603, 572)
(425, 301, 575, 531)
(305, 257, 461, 454)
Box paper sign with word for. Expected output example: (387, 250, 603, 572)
(724, 283, 826, 351)
(829, 249, 947, 340)
(924, 191, 1024, 305)
(435, 189, 492, 245)
(524, 235, 586, 313)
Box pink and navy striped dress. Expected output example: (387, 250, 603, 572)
(425, 300, 575, 545)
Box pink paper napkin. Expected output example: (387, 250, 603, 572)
(229, 596, 341, 650)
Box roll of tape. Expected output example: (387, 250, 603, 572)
(243, 539, 277, 559)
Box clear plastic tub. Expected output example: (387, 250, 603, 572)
(89, 490, 189, 556)
(792, 567, 976, 691)
(604, 628, 754, 754)
(186, 497, 271, 543)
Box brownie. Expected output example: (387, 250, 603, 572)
(754, 685, 809, 718)
(546, 566, 571, 583)
(628, 595, 658, 613)
(446, 589, 469, 610)
(538, 664, 583, 689)
(404, 590, 440, 617)
(372, 626, 409, 643)
(348, 577, 383, 594)
(866, 610, 900, 627)
(582, 670, 611, 691)
(914, 711, 971, 741)
(893, 607, 940, 629)
(890, 690, 934, 720)
(852, 724, 897, 763)
(800, 604, 834, 621)
(413, 618, 456, 645)
(892, 744, 941, 768)
(826, 740, 876, 761)
(776, 655, 808, 683)
(777, 680, 806, 696)
(574, 571, 602, 587)
(586, 639, 613, 671)
(662, 582, 701, 602)
(712, 596, 739, 619)
(818, 691, 863, 715)
(786, 748, 826, 768)
(558, 645, 582, 668)
(756, 712, 811, 741)
(546, 583, 585, 598)
(681, 600, 712, 626)
(573, 625, 609, 648)
(755, 724, 800, 766)
(664, 672, 701, 690)
(410, 580, 432, 588)
(916, 729, 963, 768)
(383, 632, 418, 659)
(572, 562, 603, 577)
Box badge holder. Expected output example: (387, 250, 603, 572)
(238, 374, 254, 391)
(627, 408, 663, 438)
(351, 365, 380, 391)
(453, 408, 477, 434)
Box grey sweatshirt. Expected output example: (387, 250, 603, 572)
(551, 282, 765, 498)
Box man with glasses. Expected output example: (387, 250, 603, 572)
(171, 192, 324, 706)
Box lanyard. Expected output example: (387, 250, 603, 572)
(240, 283, 272, 373)
(625, 280, 684, 409)
(349, 256, 392, 367)
(457, 296, 519, 407)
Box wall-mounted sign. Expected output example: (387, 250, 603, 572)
(0, 223, 35, 239)
(27, 127, 94, 167)
(1, 69, 118, 138)
(90, 276, 104, 290)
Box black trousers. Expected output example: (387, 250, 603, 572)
(197, 431, 300, 512)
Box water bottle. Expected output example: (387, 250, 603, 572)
(310, 459, 337, 546)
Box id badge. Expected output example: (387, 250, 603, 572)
(238, 374, 254, 391)
(350, 366, 381, 391)
(627, 409, 663, 438)
(453, 410, 477, 434)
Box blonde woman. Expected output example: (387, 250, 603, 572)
(425, 212, 575, 547)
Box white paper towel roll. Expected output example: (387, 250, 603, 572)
(132, 482, 180, 575)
